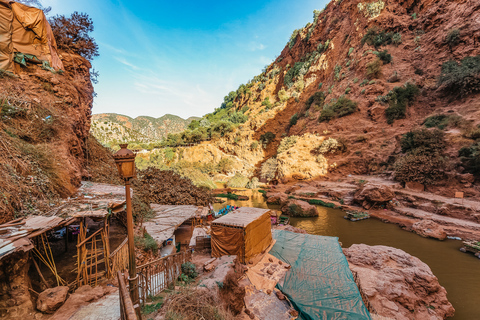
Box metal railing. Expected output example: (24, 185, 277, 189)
(117, 271, 138, 320)
(136, 250, 192, 305)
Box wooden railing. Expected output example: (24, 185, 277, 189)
(117, 271, 138, 320)
(109, 238, 129, 278)
(136, 250, 192, 305)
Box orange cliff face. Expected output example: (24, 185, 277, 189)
(0, 51, 96, 222)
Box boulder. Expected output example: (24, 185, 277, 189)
(411, 220, 447, 240)
(36, 286, 69, 313)
(355, 185, 395, 208)
(281, 199, 318, 217)
(344, 244, 455, 320)
(266, 192, 288, 205)
(405, 181, 425, 192)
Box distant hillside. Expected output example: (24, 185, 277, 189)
(91, 113, 199, 147)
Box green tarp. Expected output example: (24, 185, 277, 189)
(270, 230, 371, 320)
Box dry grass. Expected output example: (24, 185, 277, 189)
(161, 287, 235, 320)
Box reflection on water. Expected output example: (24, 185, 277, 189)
(213, 189, 480, 320)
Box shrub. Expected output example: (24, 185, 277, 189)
(211, 120, 234, 137)
(260, 157, 277, 182)
(288, 29, 301, 48)
(400, 128, 446, 154)
(376, 50, 392, 64)
(228, 112, 247, 124)
(290, 113, 299, 126)
(334, 64, 342, 81)
(277, 135, 298, 153)
(246, 177, 259, 189)
(366, 59, 382, 79)
(284, 62, 304, 88)
(49, 12, 99, 61)
(319, 96, 358, 122)
(181, 262, 198, 279)
(385, 83, 420, 124)
(278, 89, 289, 102)
(361, 27, 393, 48)
(217, 157, 235, 174)
(348, 47, 354, 56)
(261, 97, 272, 110)
(438, 56, 480, 97)
(446, 29, 460, 47)
(317, 138, 344, 154)
(459, 142, 480, 176)
(135, 232, 158, 253)
(260, 131, 276, 147)
(392, 32, 402, 45)
(306, 91, 326, 109)
(464, 127, 480, 140)
(226, 173, 249, 188)
(423, 114, 449, 129)
(394, 152, 445, 185)
(250, 141, 259, 150)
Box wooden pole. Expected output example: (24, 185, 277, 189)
(32, 255, 50, 289)
(125, 179, 140, 317)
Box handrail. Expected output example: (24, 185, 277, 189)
(136, 251, 185, 269)
(117, 271, 137, 320)
(110, 238, 128, 258)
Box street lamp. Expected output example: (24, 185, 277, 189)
(113, 144, 140, 316)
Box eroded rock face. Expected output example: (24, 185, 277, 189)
(411, 220, 447, 240)
(0, 252, 33, 319)
(281, 199, 318, 217)
(266, 192, 288, 205)
(36, 286, 69, 313)
(344, 244, 455, 320)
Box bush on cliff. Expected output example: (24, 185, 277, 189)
(459, 142, 480, 176)
(319, 96, 357, 122)
(438, 55, 480, 97)
(50, 12, 99, 61)
(400, 128, 446, 154)
(385, 83, 420, 124)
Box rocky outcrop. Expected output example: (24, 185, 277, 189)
(411, 220, 447, 240)
(0, 252, 33, 319)
(266, 192, 288, 205)
(344, 244, 455, 320)
(281, 199, 318, 217)
(355, 185, 395, 209)
(36, 286, 69, 313)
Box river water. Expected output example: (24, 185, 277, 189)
(213, 189, 480, 319)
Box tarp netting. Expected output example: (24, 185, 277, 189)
(270, 230, 371, 320)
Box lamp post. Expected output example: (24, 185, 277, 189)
(113, 144, 140, 316)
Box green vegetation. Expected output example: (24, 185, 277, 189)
(401, 128, 445, 154)
(305, 92, 326, 110)
(304, 199, 336, 208)
(135, 232, 158, 253)
(50, 12, 99, 61)
(290, 113, 299, 126)
(348, 47, 354, 56)
(317, 137, 346, 154)
(366, 59, 382, 79)
(261, 97, 273, 110)
(277, 135, 298, 154)
(385, 83, 420, 124)
(446, 29, 460, 47)
(278, 89, 289, 102)
(392, 32, 402, 45)
(181, 262, 198, 279)
(375, 50, 392, 64)
(319, 96, 358, 122)
(226, 173, 249, 188)
(459, 142, 480, 176)
(288, 29, 301, 48)
(216, 193, 239, 200)
(395, 128, 446, 185)
(438, 55, 480, 97)
(334, 64, 342, 81)
(261, 157, 277, 182)
(423, 114, 465, 130)
(284, 62, 305, 88)
(361, 27, 394, 48)
(260, 131, 276, 147)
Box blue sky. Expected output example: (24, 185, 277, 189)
(42, 0, 327, 119)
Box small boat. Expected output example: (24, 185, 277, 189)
(344, 210, 370, 222)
